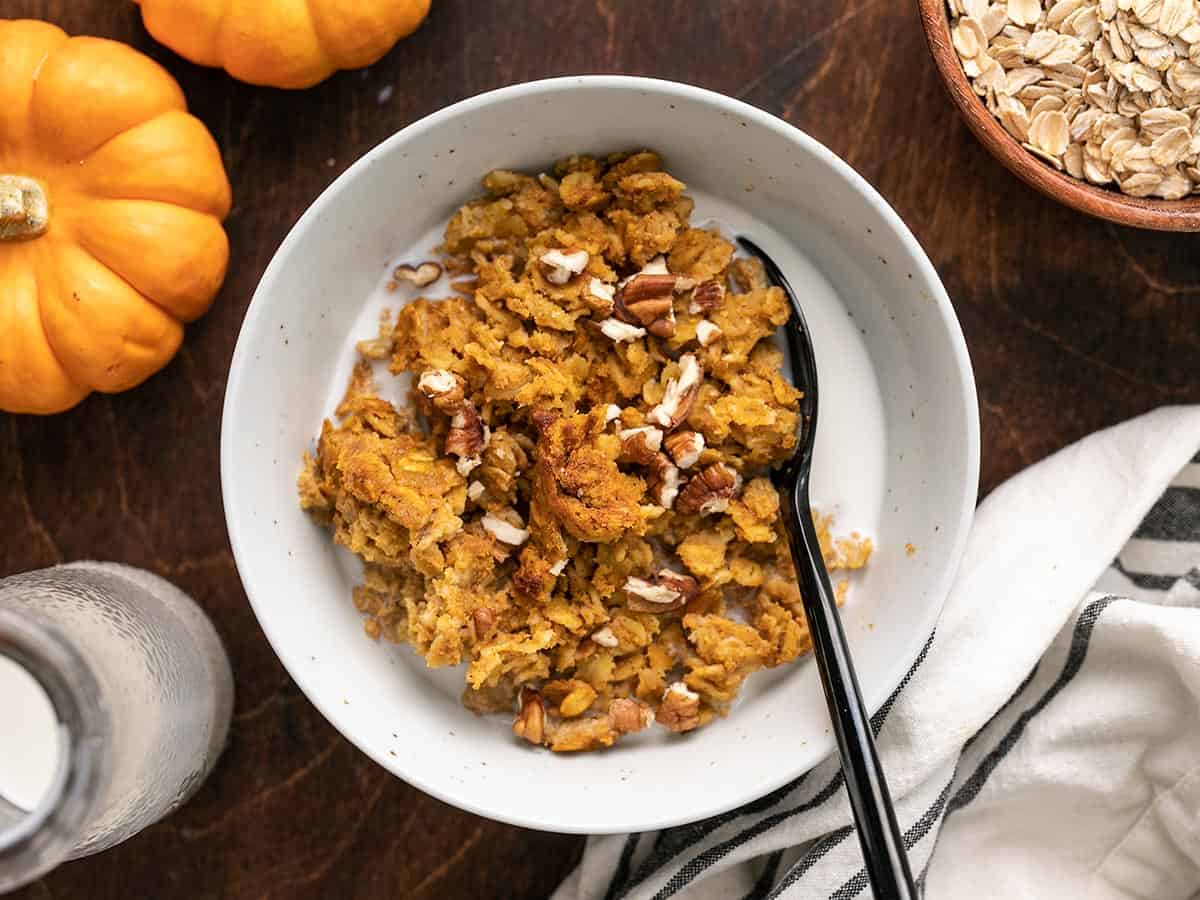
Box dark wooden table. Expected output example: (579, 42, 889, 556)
(4, 1, 1198, 897)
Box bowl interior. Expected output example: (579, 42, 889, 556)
(221, 76, 979, 834)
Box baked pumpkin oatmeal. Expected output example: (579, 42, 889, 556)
(298, 151, 872, 752)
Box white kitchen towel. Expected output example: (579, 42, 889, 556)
(555, 405, 1200, 900)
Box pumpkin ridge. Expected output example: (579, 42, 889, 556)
(298, 0, 335, 71)
(211, 1, 236, 74)
(40, 237, 183, 393)
(57, 233, 195, 329)
(74, 110, 232, 220)
(70, 197, 228, 323)
(0, 245, 86, 413)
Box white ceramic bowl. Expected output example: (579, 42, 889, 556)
(221, 76, 979, 834)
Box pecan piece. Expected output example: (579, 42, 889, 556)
(688, 279, 725, 315)
(591, 626, 619, 648)
(623, 568, 698, 613)
(513, 687, 546, 745)
(664, 430, 705, 469)
(540, 248, 590, 285)
(446, 410, 487, 466)
(648, 354, 703, 430)
(613, 272, 696, 338)
(645, 452, 681, 508)
(471, 607, 496, 641)
(598, 318, 646, 343)
(393, 261, 443, 287)
(695, 320, 723, 347)
(675, 462, 743, 515)
(584, 277, 616, 316)
(481, 510, 530, 547)
(417, 369, 465, 413)
(609, 697, 655, 735)
(618, 425, 664, 465)
(657, 682, 701, 733)
(418, 369, 489, 472)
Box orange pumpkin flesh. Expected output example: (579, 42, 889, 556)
(135, 0, 432, 90)
(0, 20, 231, 414)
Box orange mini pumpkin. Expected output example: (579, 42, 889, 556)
(135, 0, 432, 90)
(0, 20, 231, 415)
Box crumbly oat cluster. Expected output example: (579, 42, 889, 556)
(298, 151, 872, 752)
(949, 0, 1200, 198)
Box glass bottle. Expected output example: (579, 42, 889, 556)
(0, 562, 234, 892)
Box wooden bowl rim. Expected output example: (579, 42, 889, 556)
(917, 0, 1200, 231)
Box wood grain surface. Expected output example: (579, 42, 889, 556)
(3, 1, 1198, 898)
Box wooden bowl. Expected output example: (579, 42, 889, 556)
(917, 0, 1200, 231)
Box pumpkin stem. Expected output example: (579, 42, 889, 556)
(0, 175, 49, 241)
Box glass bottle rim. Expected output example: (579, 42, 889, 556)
(0, 607, 108, 887)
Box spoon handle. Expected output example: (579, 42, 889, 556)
(778, 478, 917, 900)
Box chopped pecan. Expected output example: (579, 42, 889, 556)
(648, 354, 703, 430)
(591, 626, 619, 648)
(623, 568, 698, 613)
(513, 687, 546, 745)
(688, 279, 725, 315)
(664, 430, 705, 469)
(598, 318, 647, 343)
(584, 277, 616, 316)
(471, 607, 496, 640)
(618, 425, 664, 465)
(394, 261, 443, 287)
(613, 271, 697, 338)
(417, 369, 466, 413)
(609, 697, 654, 735)
(446, 410, 487, 463)
(695, 320, 723, 347)
(675, 462, 743, 515)
(481, 510, 530, 546)
(540, 248, 590, 284)
(645, 452, 681, 508)
(419, 369, 488, 470)
(657, 682, 701, 733)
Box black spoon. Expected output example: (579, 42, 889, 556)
(738, 236, 916, 900)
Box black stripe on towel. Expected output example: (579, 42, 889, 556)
(742, 850, 785, 900)
(817, 777, 956, 900)
(646, 773, 849, 900)
(764, 826, 856, 898)
(1186, 568, 1200, 592)
(640, 633, 936, 900)
(1133, 486, 1200, 542)
(1110, 557, 1179, 591)
(942, 595, 1115, 818)
(603, 834, 642, 900)
(622, 773, 813, 896)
